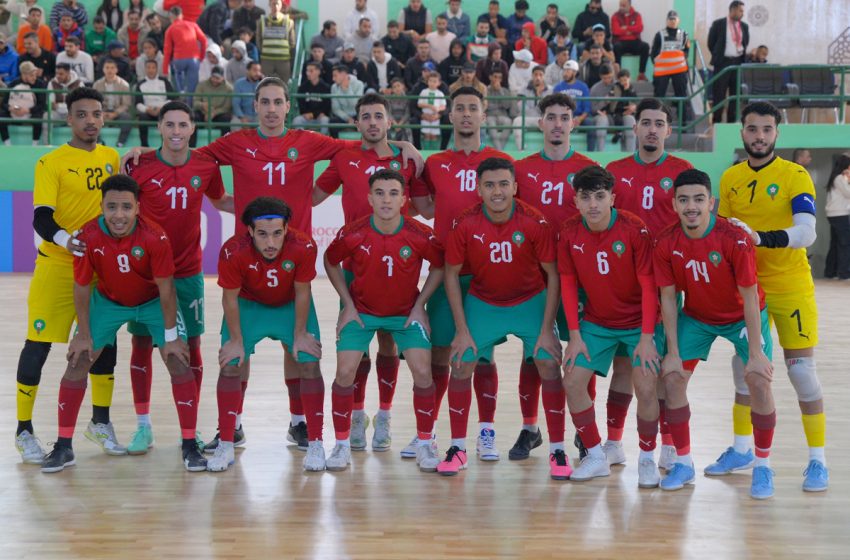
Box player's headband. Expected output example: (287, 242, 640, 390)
(252, 214, 286, 222)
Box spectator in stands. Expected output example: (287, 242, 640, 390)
(50, 0, 87, 30)
(198, 0, 243, 48)
(466, 20, 493, 63)
(163, 0, 203, 23)
(442, 0, 470, 40)
(292, 60, 331, 135)
(388, 77, 411, 142)
(329, 63, 364, 137)
(145, 13, 164, 50)
(538, 4, 566, 43)
(48, 61, 83, 118)
(611, 0, 649, 81)
(198, 43, 223, 84)
(53, 13, 84, 53)
(6, 0, 39, 22)
(0, 60, 45, 145)
(134, 57, 174, 146)
(257, 0, 294, 81)
(408, 60, 449, 149)
(708, 1, 748, 123)
(580, 44, 607, 88)
(232, 59, 262, 124)
(226, 39, 251, 84)
(512, 64, 550, 149)
(438, 38, 465, 87)
(588, 62, 615, 151)
(398, 0, 432, 43)
(508, 48, 533, 95)
(382, 20, 414, 69)
(98, 40, 132, 82)
(300, 42, 333, 85)
(793, 148, 813, 169)
(0, 2, 11, 40)
(544, 46, 568, 88)
(118, 9, 149, 61)
(344, 0, 378, 41)
(97, 0, 123, 31)
(0, 31, 18, 84)
(572, 0, 610, 55)
(505, 1, 532, 47)
(368, 40, 402, 94)
(485, 68, 514, 150)
(651, 10, 690, 100)
(553, 60, 589, 126)
(580, 24, 615, 66)
(20, 32, 55, 80)
(237, 27, 258, 60)
(417, 71, 446, 144)
(548, 25, 576, 61)
(426, 14, 455, 64)
(403, 38, 434, 90)
(163, 6, 206, 97)
(93, 58, 132, 146)
(338, 42, 369, 85)
(16, 6, 53, 55)
(824, 154, 850, 280)
(124, 0, 149, 22)
(449, 59, 485, 96)
(56, 36, 93, 83)
(85, 15, 116, 63)
(477, 1, 507, 47)
(134, 37, 162, 81)
(594, 68, 636, 151)
(191, 64, 232, 145)
(350, 16, 377, 64)
(475, 41, 508, 86)
(311, 20, 343, 65)
(515, 21, 546, 65)
(233, 0, 264, 36)
(746, 44, 769, 63)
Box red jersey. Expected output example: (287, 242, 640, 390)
(218, 229, 317, 307)
(654, 215, 764, 326)
(325, 216, 444, 316)
(74, 216, 175, 307)
(557, 209, 654, 329)
(515, 148, 598, 227)
(606, 152, 693, 238)
(198, 128, 355, 236)
(446, 200, 555, 306)
(315, 145, 416, 224)
(125, 149, 226, 277)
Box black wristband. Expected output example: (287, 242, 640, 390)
(33, 206, 62, 244)
(755, 230, 789, 249)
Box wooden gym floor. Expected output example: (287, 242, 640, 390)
(0, 275, 847, 559)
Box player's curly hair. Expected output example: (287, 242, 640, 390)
(101, 174, 140, 199)
(741, 101, 782, 126)
(241, 197, 293, 227)
(65, 87, 104, 112)
(573, 165, 614, 193)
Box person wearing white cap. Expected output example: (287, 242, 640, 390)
(508, 47, 533, 94)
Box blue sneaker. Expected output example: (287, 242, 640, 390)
(703, 447, 754, 476)
(660, 462, 696, 491)
(750, 466, 775, 499)
(802, 459, 829, 492)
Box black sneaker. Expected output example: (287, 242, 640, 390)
(203, 426, 246, 454)
(183, 443, 208, 472)
(287, 421, 308, 451)
(574, 432, 588, 460)
(508, 428, 543, 460)
(41, 444, 75, 473)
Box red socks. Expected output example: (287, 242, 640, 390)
(171, 371, 198, 439)
(447, 376, 472, 440)
(752, 410, 776, 458)
(331, 382, 354, 440)
(541, 378, 565, 444)
(188, 336, 203, 403)
(637, 415, 659, 452)
(665, 404, 691, 456)
(216, 375, 242, 442)
(473, 362, 498, 423)
(659, 399, 673, 446)
(570, 405, 601, 449)
(412, 383, 436, 440)
(352, 358, 370, 412)
(285, 377, 304, 416)
(130, 335, 153, 416)
(518, 360, 540, 425)
(431, 364, 450, 418)
(606, 390, 632, 442)
(300, 377, 325, 441)
(376, 354, 400, 411)
(58, 377, 87, 439)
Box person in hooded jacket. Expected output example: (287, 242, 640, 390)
(366, 40, 402, 94)
(226, 39, 251, 84)
(514, 21, 546, 65)
(199, 42, 223, 83)
(437, 38, 465, 87)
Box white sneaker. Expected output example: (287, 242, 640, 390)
(326, 443, 352, 471)
(476, 428, 500, 461)
(15, 430, 46, 464)
(416, 443, 441, 472)
(371, 413, 392, 451)
(570, 454, 611, 481)
(638, 457, 661, 488)
(350, 412, 369, 450)
(207, 442, 235, 472)
(84, 421, 128, 455)
(602, 440, 626, 465)
(401, 434, 437, 458)
(658, 444, 677, 471)
(303, 441, 327, 472)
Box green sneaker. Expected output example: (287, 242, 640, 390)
(127, 425, 154, 455)
(194, 430, 205, 451)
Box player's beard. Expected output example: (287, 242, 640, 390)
(642, 143, 658, 153)
(457, 130, 476, 138)
(550, 138, 563, 146)
(744, 140, 775, 160)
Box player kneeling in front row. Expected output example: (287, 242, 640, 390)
(42, 175, 206, 473)
(439, 158, 568, 479)
(559, 166, 662, 487)
(324, 169, 445, 473)
(210, 197, 324, 473)
(655, 169, 776, 499)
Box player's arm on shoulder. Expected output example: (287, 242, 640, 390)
(209, 193, 235, 213)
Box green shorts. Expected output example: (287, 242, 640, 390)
(337, 314, 431, 353)
(427, 274, 472, 347)
(89, 289, 186, 351)
(678, 309, 773, 365)
(573, 321, 659, 376)
(128, 273, 205, 338)
(460, 291, 556, 363)
(220, 297, 321, 364)
(555, 287, 588, 343)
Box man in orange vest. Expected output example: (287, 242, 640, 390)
(650, 11, 690, 115)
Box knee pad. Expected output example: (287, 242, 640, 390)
(731, 355, 749, 395)
(786, 357, 822, 402)
(90, 344, 118, 374)
(17, 340, 52, 385)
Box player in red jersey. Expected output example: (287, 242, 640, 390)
(313, 94, 420, 452)
(437, 158, 567, 480)
(406, 86, 514, 461)
(559, 166, 662, 487)
(41, 175, 207, 473)
(209, 197, 324, 472)
(512, 92, 598, 461)
(654, 169, 776, 499)
(123, 100, 233, 455)
(601, 98, 693, 470)
(324, 169, 445, 472)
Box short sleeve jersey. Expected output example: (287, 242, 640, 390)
(325, 216, 444, 316)
(606, 152, 693, 238)
(446, 200, 555, 306)
(718, 156, 816, 294)
(217, 229, 317, 307)
(74, 216, 175, 307)
(126, 149, 226, 277)
(654, 215, 764, 325)
(515, 148, 598, 227)
(198, 128, 356, 236)
(558, 209, 654, 329)
(33, 143, 120, 264)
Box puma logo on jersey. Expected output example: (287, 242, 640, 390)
(448, 407, 465, 415)
(93, 247, 105, 256)
(672, 250, 684, 258)
(245, 148, 258, 158)
(608, 418, 616, 424)
(177, 400, 194, 407)
(160, 235, 168, 241)
(621, 177, 634, 188)
(527, 172, 540, 182)
(576, 426, 585, 433)
(737, 240, 748, 246)
(547, 408, 565, 415)
(358, 244, 372, 255)
(639, 438, 653, 447)
(572, 243, 585, 254)
(224, 248, 232, 259)
(473, 233, 486, 244)
(58, 402, 66, 411)
(130, 365, 147, 373)
(349, 160, 361, 169)
(380, 379, 396, 388)
(519, 393, 530, 401)
(151, 178, 165, 188)
(306, 242, 314, 249)
(440, 163, 452, 172)
(68, 168, 80, 176)
(332, 411, 350, 418)
(481, 393, 497, 401)
(416, 408, 434, 417)
(730, 187, 739, 195)
(248, 262, 259, 270)
(227, 411, 238, 417)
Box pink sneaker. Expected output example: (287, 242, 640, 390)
(550, 449, 572, 480)
(437, 446, 468, 476)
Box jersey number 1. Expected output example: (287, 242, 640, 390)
(263, 162, 286, 185)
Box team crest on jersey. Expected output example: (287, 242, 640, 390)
(131, 246, 145, 260)
(399, 245, 412, 260)
(190, 176, 202, 190)
(708, 251, 723, 267)
(282, 260, 295, 272)
(390, 160, 401, 171)
(512, 231, 525, 246)
(287, 148, 299, 162)
(33, 319, 46, 334)
(612, 240, 626, 257)
(567, 173, 576, 185)
(105, 163, 114, 175)
(766, 183, 780, 200)
(660, 177, 673, 191)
